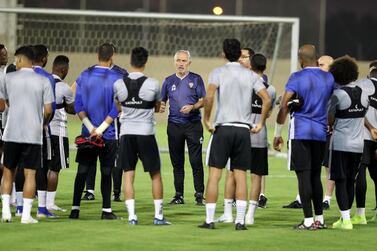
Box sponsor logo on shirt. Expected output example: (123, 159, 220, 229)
(252, 99, 262, 108)
(348, 104, 364, 113)
(172, 84, 176, 91)
(125, 97, 142, 105)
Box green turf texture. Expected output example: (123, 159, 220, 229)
(1, 116, 376, 251)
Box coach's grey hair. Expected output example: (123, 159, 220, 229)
(174, 50, 191, 61)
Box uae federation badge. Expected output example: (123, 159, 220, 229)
(188, 82, 194, 89)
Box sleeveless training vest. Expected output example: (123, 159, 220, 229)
(251, 81, 269, 114)
(335, 86, 367, 119)
(121, 76, 156, 109)
(54, 78, 65, 109)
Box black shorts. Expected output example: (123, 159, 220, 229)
(49, 135, 69, 171)
(117, 135, 161, 172)
(250, 147, 268, 175)
(207, 126, 251, 171)
(322, 135, 331, 168)
(329, 150, 362, 181)
(3, 141, 42, 170)
(288, 139, 325, 171)
(76, 139, 117, 167)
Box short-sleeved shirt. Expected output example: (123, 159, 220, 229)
(358, 78, 377, 141)
(33, 66, 56, 113)
(285, 67, 335, 141)
(49, 74, 75, 138)
(119, 72, 161, 136)
(208, 62, 265, 127)
(161, 72, 206, 124)
(2, 68, 54, 145)
(328, 82, 369, 153)
(250, 81, 276, 148)
(75, 66, 127, 140)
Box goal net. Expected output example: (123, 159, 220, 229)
(0, 8, 299, 87)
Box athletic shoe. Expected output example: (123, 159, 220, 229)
(198, 222, 215, 229)
(69, 209, 80, 219)
(169, 195, 184, 205)
(322, 201, 330, 210)
(82, 191, 95, 201)
(235, 223, 248, 230)
(128, 219, 138, 225)
(36, 207, 58, 218)
(314, 220, 328, 229)
(101, 211, 120, 220)
(283, 200, 302, 209)
(113, 194, 121, 202)
(153, 218, 171, 225)
(351, 215, 367, 225)
(21, 216, 38, 224)
(195, 193, 205, 206)
(332, 218, 342, 229)
(1, 212, 12, 223)
(15, 206, 23, 217)
(215, 214, 233, 223)
(293, 221, 317, 230)
(258, 195, 268, 209)
(332, 218, 353, 230)
(47, 205, 67, 212)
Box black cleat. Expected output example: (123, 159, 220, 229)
(258, 195, 268, 208)
(198, 222, 215, 229)
(82, 191, 95, 201)
(293, 221, 317, 230)
(169, 195, 184, 205)
(101, 211, 120, 220)
(195, 193, 205, 206)
(113, 194, 121, 202)
(235, 223, 248, 230)
(283, 200, 302, 209)
(322, 201, 330, 210)
(69, 209, 80, 219)
(314, 220, 328, 229)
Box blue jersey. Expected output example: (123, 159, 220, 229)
(75, 66, 122, 140)
(285, 67, 335, 141)
(161, 72, 206, 123)
(111, 64, 128, 77)
(34, 66, 56, 114)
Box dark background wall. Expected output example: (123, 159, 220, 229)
(19, 0, 377, 60)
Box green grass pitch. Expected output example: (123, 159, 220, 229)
(1, 116, 376, 251)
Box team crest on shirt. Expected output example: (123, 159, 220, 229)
(172, 84, 176, 91)
(188, 82, 194, 89)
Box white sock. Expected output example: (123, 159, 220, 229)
(46, 191, 56, 208)
(87, 190, 95, 195)
(11, 182, 16, 204)
(154, 199, 164, 220)
(37, 190, 47, 208)
(125, 199, 136, 221)
(235, 200, 247, 224)
(71, 206, 80, 210)
(223, 199, 233, 218)
(323, 195, 331, 204)
(315, 215, 324, 224)
(259, 193, 265, 198)
(205, 203, 216, 224)
(356, 207, 365, 216)
(304, 217, 314, 226)
(16, 192, 23, 207)
(102, 208, 112, 213)
(1, 194, 11, 216)
(296, 194, 301, 204)
(246, 200, 258, 224)
(21, 198, 33, 221)
(340, 209, 351, 220)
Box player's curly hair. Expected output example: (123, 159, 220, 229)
(223, 38, 241, 62)
(329, 55, 358, 86)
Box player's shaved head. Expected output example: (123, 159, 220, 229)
(53, 55, 69, 80)
(298, 44, 317, 68)
(318, 55, 334, 72)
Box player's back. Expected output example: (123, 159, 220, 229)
(286, 67, 335, 141)
(3, 68, 53, 144)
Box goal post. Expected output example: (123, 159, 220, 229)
(0, 7, 299, 86)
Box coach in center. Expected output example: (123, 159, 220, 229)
(160, 50, 205, 205)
